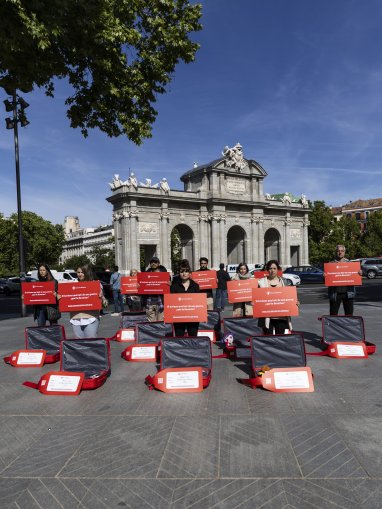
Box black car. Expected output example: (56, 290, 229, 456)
(283, 265, 324, 283)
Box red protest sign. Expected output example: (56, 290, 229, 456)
(121, 276, 139, 294)
(252, 286, 299, 318)
(191, 270, 217, 289)
(324, 262, 362, 286)
(22, 281, 56, 305)
(253, 270, 283, 279)
(58, 281, 101, 312)
(137, 272, 170, 294)
(227, 279, 258, 303)
(164, 293, 207, 323)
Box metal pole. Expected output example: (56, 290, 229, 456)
(12, 90, 26, 317)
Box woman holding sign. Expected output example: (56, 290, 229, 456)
(258, 260, 294, 334)
(170, 260, 200, 337)
(232, 263, 254, 317)
(33, 264, 61, 326)
(69, 265, 105, 338)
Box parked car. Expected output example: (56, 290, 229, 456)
(3, 276, 38, 296)
(0, 278, 8, 293)
(360, 258, 382, 279)
(283, 265, 324, 284)
(248, 268, 301, 286)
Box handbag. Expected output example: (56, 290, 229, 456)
(46, 306, 61, 322)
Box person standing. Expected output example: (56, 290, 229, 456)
(258, 260, 294, 334)
(327, 245, 357, 315)
(232, 263, 254, 317)
(215, 263, 231, 311)
(170, 260, 200, 336)
(110, 265, 124, 316)
(127, 268, 142, 311)
(198, 257, 214, 310)
(144, 256, 167, 321)
(69, 264, 104, 338)
(33, 263, 61, 326)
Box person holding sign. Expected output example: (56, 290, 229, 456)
(69, 265, 105, 338)
(232, 263, 254, 317)
(327, 245, 358, 316)
(198, 257, 214, 310)
(127, 268, 142, 311)
(144, 256, 168, 322)
(258, 260, 295, 334)
(170, 260, 200, 336)
(33, 264, 61, 326)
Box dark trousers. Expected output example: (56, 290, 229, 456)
(264, 318, 289, 335)
(174, 322, 199, 337)
(330, 294, 354, 315)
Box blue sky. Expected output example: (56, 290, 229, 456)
(2, 0, 382, 227)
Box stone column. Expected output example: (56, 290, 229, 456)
(129, 202, 139, 270)
(258, 217, 264, 264)
(219, 214, 227, 265)
(210, 215, 220, 268)
(283, 214, 291, 266)
(303, 216, 310, 264)
(160, 206, 170, 269)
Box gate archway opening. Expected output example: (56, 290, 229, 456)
(264, 228, 281, 262)
(171, 224, 195, 272)
(227, 225, 246, 264)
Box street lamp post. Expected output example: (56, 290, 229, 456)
(4, 91, 30, 317)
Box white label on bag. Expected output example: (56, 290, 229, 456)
(198, 330, 214, 342)
(166, 370, 199, 389)
(274, 370, 310, 389)
(46, 375, 81, 392)
(121, 329, 135, 340)
(17, 352, 44, 365)
(131, 346, 156, 359)
(337, 344, 366, 357)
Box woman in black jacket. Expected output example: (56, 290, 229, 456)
(170, 260, 200, 337)
(33, 263, 61, 326)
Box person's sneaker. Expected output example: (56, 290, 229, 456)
(111, 312, 120, 316)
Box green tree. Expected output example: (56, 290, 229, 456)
(0, 0, 202, 143)
(308, 201, 338, 264)
(362, 211, 382, 256)
(0, 211, 65, 275)
(89, 243, 115, 270)
(60, 254, 91, 271)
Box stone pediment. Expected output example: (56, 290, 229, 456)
(180, 156, 267, 182)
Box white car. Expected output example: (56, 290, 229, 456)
(248, 268, 300, 286)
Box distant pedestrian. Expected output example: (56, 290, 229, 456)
(110, 265, 124, 316)
(215, 263, 230, 311)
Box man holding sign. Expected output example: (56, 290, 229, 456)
(170, 261, 201, 336)
(326, 245, 360, 316)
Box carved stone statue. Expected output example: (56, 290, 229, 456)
(265, 193, 272, 200)
(300, 194, 309, 207)
(109, 174, 124, 190)
(222, 142, 246, 172)
(129, 172, 138, 190)
(160, 177, 170, 194)
(282, 192, 292, 205)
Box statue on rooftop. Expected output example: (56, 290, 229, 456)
(222, 142, 246, 172)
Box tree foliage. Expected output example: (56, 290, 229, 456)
(88, 243, 115, 270)
(363, 211, 382, 256)
(0, 0, 202, 143)
(58, 254, 91, 271)
(0, 211, 65, 275)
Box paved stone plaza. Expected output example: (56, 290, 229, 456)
(0, 298, 382, 508)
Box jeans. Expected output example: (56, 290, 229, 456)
(112, 289, 124, 313)
(214, 289, 227, 310)
(72, 318, 100, 338)
(36, 308, 58, 327)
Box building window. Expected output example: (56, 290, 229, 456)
(355, 212, 361, 221)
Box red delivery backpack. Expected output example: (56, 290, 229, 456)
(222, 317, 263, 358)
(198, 310, 222, 343)
(60, 338, 111, 389)
(146, 336, 212, 391)
(108, 311, 148, 342)
(241, 333, 313, 392)
(308, 315, 376, 359)
(121, 321, 173, 362)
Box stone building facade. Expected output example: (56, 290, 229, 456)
(106, 144, 310, 271)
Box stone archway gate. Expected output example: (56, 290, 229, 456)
(106, 144, 310, 272)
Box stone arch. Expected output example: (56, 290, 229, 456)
(227, 225, 247, 264)
(264, 228, 281, 262)
(171, 224, 195, 272)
